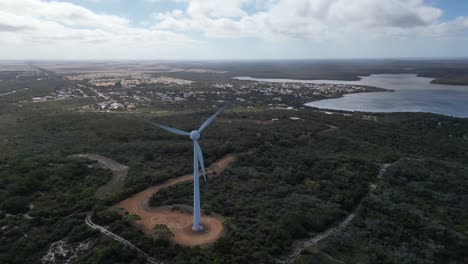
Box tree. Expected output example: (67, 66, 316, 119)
(2, 196, 29, 214)
(124, 213, 141, 222)
(153, 224, 173, 240)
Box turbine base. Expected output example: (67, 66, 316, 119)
(192, 225, 204, 232)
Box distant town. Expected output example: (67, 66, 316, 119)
(9, 65, 387, 113)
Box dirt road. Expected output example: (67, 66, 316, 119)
(71, 154, 129, 199)
(85, 215, 161, 264)
(115, 155, 236, 247)
(276, 162, 392, 263)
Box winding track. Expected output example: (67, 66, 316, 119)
(77, 153, 236, 246)
(81, 122, 394, 262)
(85, 215, 161, 264)
(276, 162, 395, 263)
(115, 154, 236, 247)
(81, 154, 235, 262)
(0, 88, 30, 97)
(71, 154, 128, 198)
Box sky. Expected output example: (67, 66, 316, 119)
(1, 0, 468, 60)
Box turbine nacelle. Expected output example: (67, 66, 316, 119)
(190, 130, 200, 141)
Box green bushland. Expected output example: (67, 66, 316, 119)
(0, 76, 467, 263)
(0, 156, 110, 263)
(300, 158, 468, 264)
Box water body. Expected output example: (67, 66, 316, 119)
(234, 74, 468, 118)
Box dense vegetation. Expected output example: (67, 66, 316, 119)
(300, 158, 468, 264)
(0, 75, 467, 263)
(148, 151, 378, 262)
(0, 157, 110, 263)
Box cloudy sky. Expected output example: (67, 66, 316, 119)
(1, 0, 468, 60)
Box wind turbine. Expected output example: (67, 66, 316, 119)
(147, 107, 225, 231)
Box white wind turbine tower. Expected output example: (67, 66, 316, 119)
(147, 107, 225, 231)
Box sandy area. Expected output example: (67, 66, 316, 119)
(115, 155, 236, 247)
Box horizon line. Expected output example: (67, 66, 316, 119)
(1, 57, 468, 63)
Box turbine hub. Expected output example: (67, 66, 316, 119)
(190, 130, 200, 141)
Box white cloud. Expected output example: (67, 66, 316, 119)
(1, 0, 467, 59)
(0, 0, 131, 31)
(153, 0, 468, 40)
(172, 0, 249, 18)
(0, 0, 196, 59)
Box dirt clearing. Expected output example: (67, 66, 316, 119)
(115, 155, 236, 247)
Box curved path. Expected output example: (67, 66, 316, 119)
(0, 88, 29, 97)
(71, 154, 128, 198)
(276, 162, 394, 264)
(321, 124, 339, 133)
(115, 155, 236, 247)
(85, 215, 161, 264)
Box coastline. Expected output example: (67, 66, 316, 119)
(235, 74, 468, 118)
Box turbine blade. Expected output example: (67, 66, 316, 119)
(146, 121, 190, 136)
(198, 106, 225, 132)
(195, 141, 207, 182)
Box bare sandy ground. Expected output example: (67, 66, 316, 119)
(115, 155, 236, 247)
